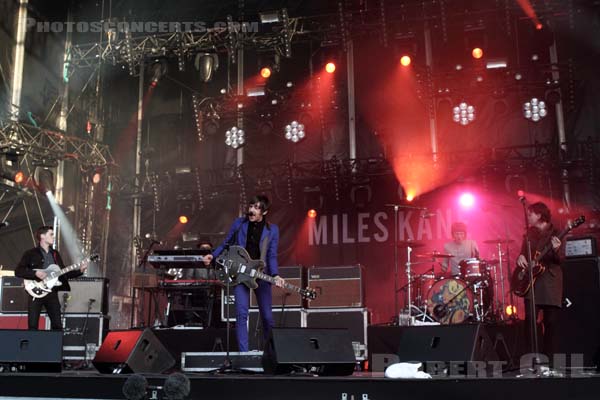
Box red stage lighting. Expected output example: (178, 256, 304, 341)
(179, 215, 189, 224)
(400, 55, 412, 67)
(517, 189, 525, 198)
(505, 305, 517, 316)
(459, 192, 475, 208)
(14, 171, 25, 184)
(325, 62, 336, 73)
(471, 47, 484, 59)
(535, 23, 543, 30)
(260, 67, 272, 79)
(307, 209, 317, 218)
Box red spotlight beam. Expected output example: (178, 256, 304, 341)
(515, 0, 543, 29)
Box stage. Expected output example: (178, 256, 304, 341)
(0, 369, 599, 400)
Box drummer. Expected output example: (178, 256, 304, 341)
(442, 222, 480, 276)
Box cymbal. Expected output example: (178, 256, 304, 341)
(483, 239, 515, 244)
(392, 241, 425, 248)
(415, 252, 454, 259)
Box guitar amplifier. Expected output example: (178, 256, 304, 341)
(307, 266, 363, 308)
(251, 266, 304, 308)
(59, 278, 109, 314)
(1, 277, 28, 313)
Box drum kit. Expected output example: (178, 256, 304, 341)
(400, 239, 514, 325)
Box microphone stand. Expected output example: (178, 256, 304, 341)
(520, 201, 541, 372)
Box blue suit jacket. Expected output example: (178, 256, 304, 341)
(213, 217, 280, 276)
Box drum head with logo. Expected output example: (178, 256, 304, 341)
(427, 278, 473, 324)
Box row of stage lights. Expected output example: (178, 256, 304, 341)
(224, 120, 307, 149)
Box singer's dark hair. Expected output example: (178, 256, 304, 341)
(163, 372, 191, 400)
(35, 226, 54, 242)
(122, 374, 148, 400)
(249, 194, 270, 212)
(528, 202, 551, 223)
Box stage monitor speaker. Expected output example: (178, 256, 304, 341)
(560, 257, 600, 368)
(0, 330, 62, 372)
(396, 324, 498, 370)
(262, 328, 356, 376)
(92, 328, 175, 374)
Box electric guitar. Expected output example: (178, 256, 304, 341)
(511, 216, 584, 297)
(24, 254, 99, 299)
(215, 245, 317, 300)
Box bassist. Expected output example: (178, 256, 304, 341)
(516, 202, 562, 360)
(15, 226, 88, 330)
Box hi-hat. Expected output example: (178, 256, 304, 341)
(415, 252, 453, 259)
(483, 239, 515, 244)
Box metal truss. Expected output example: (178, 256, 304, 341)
(0, 119, 113, 168)
(70, 18, 298, 71)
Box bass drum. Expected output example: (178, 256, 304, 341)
(427, 278, 473, 324)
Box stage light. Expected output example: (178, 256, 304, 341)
(452, 102, 476, 126)
(259, 10, 280, 24)
(505, 304, 517, 316)
(194, 53, 219, 83)
(179, 215, 189, 224)
(92, 171, 102, 184)
(192, 94, 204, 142)
(325, 62, 336, 73)
(149, 59, 167, 87)
(535, 23, 543, 30)
(523, 97, 547, 122)
(406, 193, 415, 202)
(307, 209, 317, 218)
(260, 67, 272, 79)
(14, 171, 24, 184)
(472, 47, 483, 59)
(459, 192, 475, 208)
(517, 189, 525, 198)
(284, 120, 305, 143)
(225, 126, 245, 149)
(400, 55, 411, 67)
(35, 167, 55, 194)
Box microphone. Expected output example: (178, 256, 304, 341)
(89, 298, 96, 303)
(517, 190, 528, 205)
(0, 221, 9, 229)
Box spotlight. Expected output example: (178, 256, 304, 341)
(325, 62, 336, 73)
(471, 47, 483, 59)
(192, 94, 204, 141)
(535, 23, 543, 30)
(225, 126, 245, 149)
(92, 171, 102, 184)
(179, 215, 189, 224)
(35, 167, 55, 194)
(0, 156, 25, 184)
(149, 59, 167, 87)
(284, 120, 305, 143)
(406, 193, 415, 202)
(260, 67, 272, 79)
(307, 209, 317, 218)
(400, 55, 411, 67)
(523, 97, 547, 122)
(194, 53, 219, 83)
(452, 102, 476, 126)
(259, 10, 281, 24)
(459, 192, 475, 208)
(505, 304, 517, 316)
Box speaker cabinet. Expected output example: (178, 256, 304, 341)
(0, 330, 62, 372)
(560, 257, 600, 367)
(251, 266, 304, 308)
(262, 328, 356, 376)
(59, 278, 109, 314)
(92, 328, 175, 374)
(308, 266, 363, 308)
(1, 277, 28, 313)
(396, 324, 498, 369)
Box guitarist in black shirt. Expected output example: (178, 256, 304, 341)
(15, 226, 87, 330)
(515, 202, 562, 360)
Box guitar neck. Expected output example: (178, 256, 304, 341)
(52, 259, 86, 279)
(255, 270, 303, 294)
(535, 227, 570, 262)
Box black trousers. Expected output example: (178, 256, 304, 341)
(28, 291, 62, 330)
(524, 300, 561, 362)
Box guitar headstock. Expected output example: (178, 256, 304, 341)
(569, 216, 586, 230)
(302, 287, 317, 300)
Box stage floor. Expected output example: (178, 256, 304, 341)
(0, 368, 599, 400)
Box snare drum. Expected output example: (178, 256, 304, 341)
(427, 278, 473, 324)
(459, 258, 486, 280)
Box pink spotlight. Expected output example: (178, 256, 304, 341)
(459, 192, 475, 208)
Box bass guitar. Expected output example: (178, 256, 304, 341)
(511, 216, 584, 297)
(24, 254, 99, 299)
(215, 245, 317, 300)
